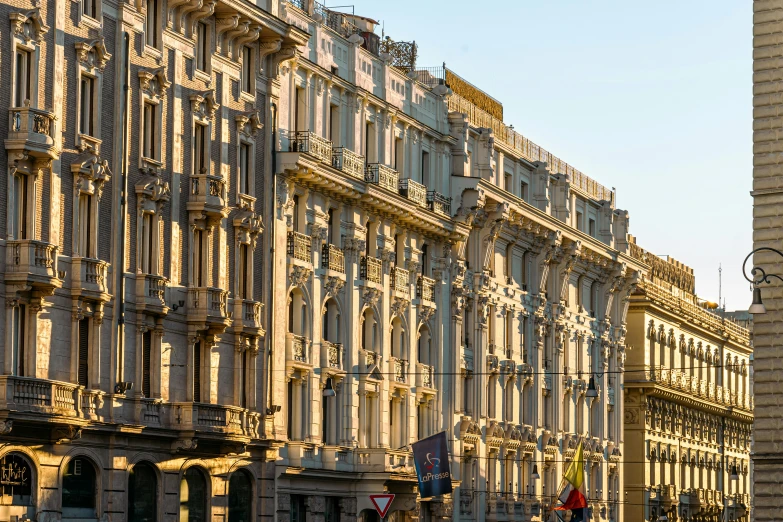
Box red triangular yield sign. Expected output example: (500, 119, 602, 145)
(369, 494, 395, 518)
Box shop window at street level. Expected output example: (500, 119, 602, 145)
(0, 453, 33, 508)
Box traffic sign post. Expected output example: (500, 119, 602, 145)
(369, 494, 395, 519)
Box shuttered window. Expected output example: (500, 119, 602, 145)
(193, 341, 201, 402)
(142, 330, 152, 398)
(78, 319, 89, 387)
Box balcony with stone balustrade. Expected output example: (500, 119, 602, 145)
(4, 239, 61, 294)
(187, 170, 228, 218)
(187, 287, 230, 332)
(233, 298, 264, 337)
(7, 104, 58, 159)
(70, 257, 110, 302)
(415, 362, 435, 391)
(286, 332, 312, 370)
(135, 273, 169, 316)
(321, 341, 344, 372)
(169, 402, 260, 440)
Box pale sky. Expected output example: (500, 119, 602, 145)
(337, 0, 752, 310)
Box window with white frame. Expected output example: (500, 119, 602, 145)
(241, 46, 253, 94)
(195, 22, 209, 72)
(145, 0, 160, 48)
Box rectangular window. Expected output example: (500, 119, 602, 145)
(83, 0, 97, 18)
(242, 46, 253, 93)
(142, 330, 152, 397)
(78, 318, 90, 387)
(12, 173, 29, 240)
(295, 87, 306, 132)
(520, 181, 529, 202)
(589, 218, 596, 237)
(576, 211, 583, 232)
(79, 75, 96, 137)
(290, 495, 306, 522)
(141, 213, 154, 273)
(143, 102, 157, 160)
(78, 194, 93, 257)
(239, 142, 250, 195)
(146, 0, 158, 48)
(240, 350, 248, 408)
(421, 150, 430, 186)
(324, 498, 340, 522)
(239, 243, 249, 299)
(394, 138, 404, 175)
(194, 123, 207, 175)
(193, 229, 205, 287)
(14, 49, 32, 107)
(11, 305, 26, 376)
(505, 173, 512, 193)
(196, 22, 208, 72)
(329, 104, 340, 145)
(193, 340, 201, 402)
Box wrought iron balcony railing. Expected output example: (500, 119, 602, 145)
(391, 266, 409, 295)
(287, 231, 312, 262)
(321, 243, 345, 273)
(399, 178, 427, 207)
(417, 275, 435, 301)
(365, 163, 399, 192)
(391, 357, 407, 383)
(360, 255, 382, 284)
(416, 363, 435, 389)
(426, 191, 451, 216)
(332, 147, 364, 179)
(289, 131, 333, 164)
(323, 340, 344, 370)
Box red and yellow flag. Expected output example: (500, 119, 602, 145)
(554, 441, 588, 515)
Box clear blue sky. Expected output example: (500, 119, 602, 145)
(336, 0, 752, 310)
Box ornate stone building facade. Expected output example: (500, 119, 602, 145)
(623, 241, 752, 522)
(0, 0, 306, 519)
(269, 3, 644, 522)
(752, 2, 783, 521)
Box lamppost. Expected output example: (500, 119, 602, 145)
(742, 247, 783, 313)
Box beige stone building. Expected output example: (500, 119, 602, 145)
(0, 0, 307, 518)
(624, 241, 752, 522)
(752, 2, 783, 521)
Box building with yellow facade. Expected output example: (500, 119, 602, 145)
(624, 239, 752, 522)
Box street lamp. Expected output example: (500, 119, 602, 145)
(742, 247, 783, 314)
(586, 376, 598, 398)
(532, 464, 540, 480)
(322, 377, 336, 397)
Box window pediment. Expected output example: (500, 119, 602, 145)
(236, 110, 262, 137)
(138, 66, 170, 98)
(75, 38, 111, 70)
(9, 9, 49, 44)
(190, 90, 219, 120)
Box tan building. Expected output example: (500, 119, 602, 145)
(624, 240, 752, 522)
(752, 1, 783, 521)
(0, 0, 307, 519)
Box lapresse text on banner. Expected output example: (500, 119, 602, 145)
(411, 432, 453, 498)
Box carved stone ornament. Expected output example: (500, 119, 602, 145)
(135, 168, 171, 212)
(75, 38, 111, 70)
(361, 286, 381, 310)
(233, 206, 263, 240)
(390, 296, 409, 317)
(138, 66, 171, 99)
(322, 275, 345, 301)
(190, 90, 219, 120)
(72, 149, 112, 198)
(419, 304, 435, 325)
(0, 420, 12, 435)
(289, 265, 311, 289)
(10, 9, 49, 43)
(53, 426, 82, 444)
(171, 438, 198, 452)
(236, 109, 263, 137)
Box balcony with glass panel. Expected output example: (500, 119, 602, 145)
(6, 104, 58, 159)
(5, 239, 61, 294)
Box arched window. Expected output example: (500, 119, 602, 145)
(287, 289, 308, 338)
(0, 453, 34, 519)
(391, 317, 405, 359)
(362, 308, 378, 352)
(323, 299, 340, 343)
(62, 457, 97, 519)
(228, 470, 252, 522)
(128, 462, 158, 522)
(179, 467, 207, 522)
(417, 325, 432, 365)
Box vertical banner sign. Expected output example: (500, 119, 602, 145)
(412, 431, 453, 498)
